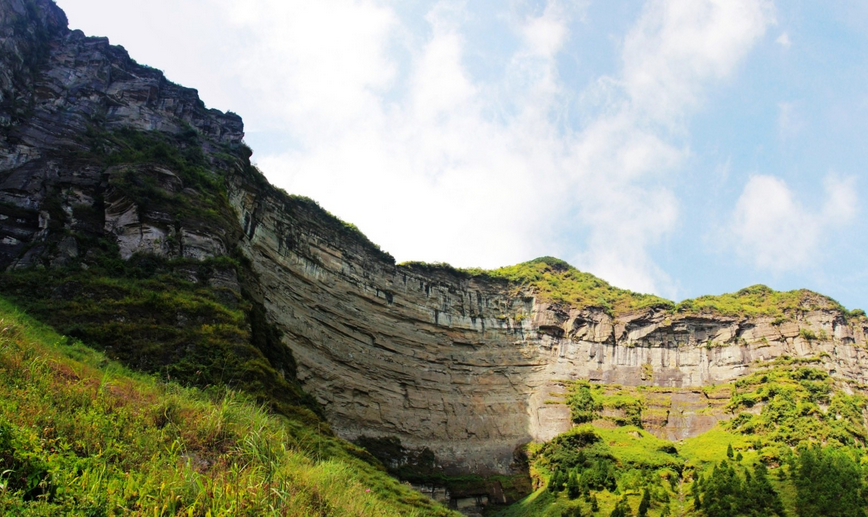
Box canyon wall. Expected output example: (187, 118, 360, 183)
(3, 0, 868, 476)
(230, 179, 868, 472)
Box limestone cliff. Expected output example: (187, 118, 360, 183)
(2, 0, 867, 479)
(229, 193, 868, 472)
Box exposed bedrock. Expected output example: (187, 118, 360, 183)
(231, 184, 868, 473)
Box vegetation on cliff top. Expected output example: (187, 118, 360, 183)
(674, 284, 855, 319)
(402, 257, 865, 320)
(278, 193, 395, 264)
(401, 257, 672, 315)
(473, 257, 673, 315)
(0, 296, 457, 516)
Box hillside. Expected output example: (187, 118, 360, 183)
(2, 1, 868, 515)
(0, 295, 457, 515)
(495, 358, 868, 517)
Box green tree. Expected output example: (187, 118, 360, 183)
(745, 462, 784, 516)
(795, 447, 866, 517)
(698, 461, 741, 517)
(609, 496, 630, 517)
(567, 383, 602, 424)
(561, 506, 584, 517)
(638, 488, 651, 517)
(568, 470, 581, 500)
(549, 469, 565, 493)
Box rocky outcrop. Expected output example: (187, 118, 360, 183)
(0, 0, 243, 268)
(3, 0, 868, 478)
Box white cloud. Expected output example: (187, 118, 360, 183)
(776, 32, 792, 48)
(251, 0, 576, 270)
(215, 0, 398, 138)
(243, 0, 774, 297)
(728, 174, 858, 271)
(520, 3, 569, 58)
(62, 0, 771, 295)
(566, 0, 773, 295)
(621, 0, 774, 124)
(409, 24, 477, 123)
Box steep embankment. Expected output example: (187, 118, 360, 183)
(0, 0, 311, 418)
(0, 295, 458, 516)
(2, 0, 868, 493)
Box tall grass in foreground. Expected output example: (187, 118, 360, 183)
(0, 298, 456, 516)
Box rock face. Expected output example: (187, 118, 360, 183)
(229, 187, 868, 472)
(3, 0, 868, 476)
(0, 0, 243, 269)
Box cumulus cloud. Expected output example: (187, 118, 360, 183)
(245, 0, 576, 270)
(215, 0, 398, 139)
(62, 0, 776, 296)
(53, 0, 776, 295)
(565, 0, 773, 294)
(235, 0, 775, 297)
(728, 174, 858, 271)
(621, 0, 774, 124)
(776, 32, 792, 48)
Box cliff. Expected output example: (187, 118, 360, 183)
(2, 0, 867, 481)
(231, 201, 868, 472)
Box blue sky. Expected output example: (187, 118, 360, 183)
(55, 0, 867, 310)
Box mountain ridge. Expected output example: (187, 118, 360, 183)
(2, 1, 868, 514)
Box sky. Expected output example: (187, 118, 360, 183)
(54, 0, 868, 310)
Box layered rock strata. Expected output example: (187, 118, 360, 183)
(3, 0, 868, 476)
(231, 186, 868, 471)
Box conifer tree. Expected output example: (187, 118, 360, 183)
(795, 447, 866, 517)
(609, 496, 630, 517)
(747, 462, 784, 516)
(549, 469, 564, 493)
(638, 488, 651, 517)
(568, 470, 581, 500)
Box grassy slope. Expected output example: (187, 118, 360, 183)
(496, 361, 868, 517)
(0, 296, 458, 516)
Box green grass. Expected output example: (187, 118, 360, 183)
(0, 296, 458, 516)
(590, 427, 683, 472)
(402, 258, 867, 321)
(677, 428, 754, 467)
(0, 251, 316, 419)
(468, 257, 673, 316)
(722, 365, 868, 456)
(674, 284, 851, 318)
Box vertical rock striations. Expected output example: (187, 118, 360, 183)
(2, 0, 868, 476)
(230, 181, 868, 471)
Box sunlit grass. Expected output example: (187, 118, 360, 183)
(0, 297, 456, 516)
